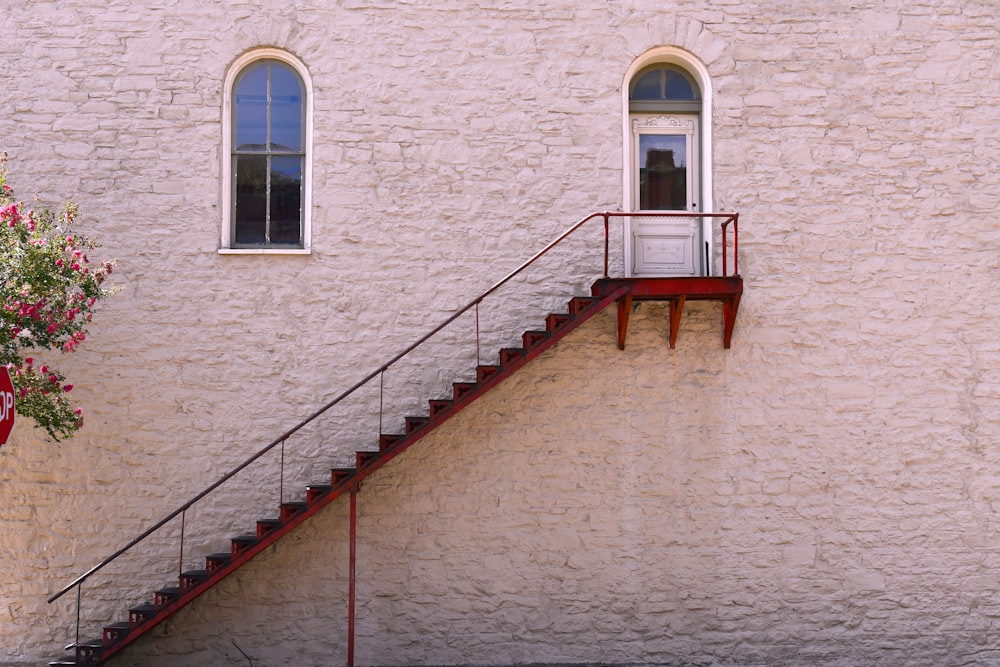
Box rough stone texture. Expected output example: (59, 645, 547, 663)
(2, 0, 1000, 665)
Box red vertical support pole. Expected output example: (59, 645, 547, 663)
(348, 489, 357, 667)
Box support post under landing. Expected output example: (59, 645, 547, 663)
(597, 277, 743, 350)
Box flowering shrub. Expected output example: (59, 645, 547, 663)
(0, 153, 116, 440)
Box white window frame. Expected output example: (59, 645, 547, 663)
(220, 48, 313, 255)
(622, 47, 714, 275)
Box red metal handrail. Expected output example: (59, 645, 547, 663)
(48, 210, 738, 640)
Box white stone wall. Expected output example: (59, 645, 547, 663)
(2, 0, 1000, 665)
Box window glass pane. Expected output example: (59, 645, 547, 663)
(235, 64, 268, 151)
(639, 134, 687, 210)
(270, 65, 303, 152)
(631, 70, 662, 100)
(664, 70, 696, 100)
(234, 155, 267, 244)
(630, 66, 698, 101)
(269, 156, 302, 245)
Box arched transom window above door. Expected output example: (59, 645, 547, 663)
(629, 64, 702, 112)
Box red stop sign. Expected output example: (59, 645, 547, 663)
(0, 366, 15, 446)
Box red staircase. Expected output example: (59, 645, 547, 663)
(46, 213, 742, 666)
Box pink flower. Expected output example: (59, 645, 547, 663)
(62, 384, 73, 392)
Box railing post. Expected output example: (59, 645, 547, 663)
(279, 437, 286, 505)
(602, 212, 610, 278)
(179, 510, 186, 579)
(474, 302, 481, 366)
(378, 371, 385, 435)
(75, 583, 81, 653)
(721, 217, 730, 278)
(732, 213, 739, 276)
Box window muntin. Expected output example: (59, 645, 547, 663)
(230, 59, 306, 249)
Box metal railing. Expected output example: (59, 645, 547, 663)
(48, 211, 738, 646)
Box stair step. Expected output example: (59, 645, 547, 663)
(153, 586, 180, 608)
(205, 552, 232, 573)
(231, 533, 258, 557)
(74, 638, 103, 666)
(545, 313, 571, 332)
(405, 415, 429, 433)
(179, 569, 207, 591)
(379, 434, 404, 451)
(453, 382, 476, 401)
(498, 347, 525, 366)
(256, 518, 281, 539)
(568, 295, 598, 315)
(279, 501, 307, 522)
(305, 484, 331, 504)
(476, 364, 500, 383)
(331, 467, 354, 485)
(428, 398, 453, 418)
(127, 603, 157, 626)
(102, 621, 129, 645)
(356, 450, 379, 468)
(522, 329, 550, 350)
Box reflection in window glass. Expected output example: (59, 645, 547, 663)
(270, 157, 303, 245)
(235, 65, 268, 150)
(234, 155, 268, 244)
(631, 70, 663, 100)
(639, 134, 687, 210)
(270, 66, 303, 152)
(231, 60, 305, 247)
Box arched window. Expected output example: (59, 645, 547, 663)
(622, 49, 713, 276)
(222, 49, 312, 253)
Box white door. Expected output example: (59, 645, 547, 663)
(628, 114, 701, 276)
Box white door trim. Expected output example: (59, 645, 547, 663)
(621, 46, 714, 276)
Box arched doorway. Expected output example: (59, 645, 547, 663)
(623, 48, 713, 276)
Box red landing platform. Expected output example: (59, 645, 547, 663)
(593, 276, 743, 350)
